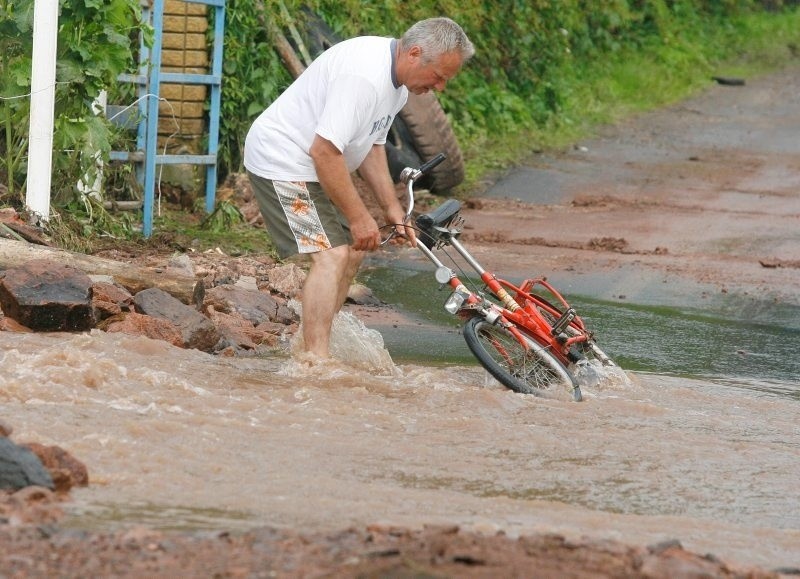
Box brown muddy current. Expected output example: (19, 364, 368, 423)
(1, 308, 798, 572)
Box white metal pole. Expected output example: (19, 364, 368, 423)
(26, 0, 59, 223)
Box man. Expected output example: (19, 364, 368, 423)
(244, 17, 474, 360)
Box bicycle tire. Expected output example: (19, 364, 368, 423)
(385, 121, 422, 182)
(298, 7, 339, 57)
(463, 316, 581, 400)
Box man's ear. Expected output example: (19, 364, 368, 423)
(408, 45, 423, 62)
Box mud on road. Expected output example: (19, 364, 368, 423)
(457, 64, 800, 310)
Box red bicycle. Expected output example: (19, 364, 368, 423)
(386, 154, 617, 401)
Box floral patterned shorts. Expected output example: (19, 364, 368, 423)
(247, 171, 352, 259)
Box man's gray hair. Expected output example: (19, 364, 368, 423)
(401, 17, 475, 63)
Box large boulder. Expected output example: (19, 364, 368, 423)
(133, 287, 220, 351)
(0, 259, 93, 331)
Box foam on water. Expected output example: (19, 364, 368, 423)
(3, 324, 799, 569)
(572, 359, 635, 394)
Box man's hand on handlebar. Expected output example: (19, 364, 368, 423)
(386, 222, 417, 247)
(349, 213, 382, 252)
(383, 206, 417, 248)
(380, 154, 447, 248)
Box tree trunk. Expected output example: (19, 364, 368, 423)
(0, 239, 203, 306)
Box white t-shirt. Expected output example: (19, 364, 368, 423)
(244, 36, 408, 181)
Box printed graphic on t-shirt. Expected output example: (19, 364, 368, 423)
(369, 114, 393, 137)
(274, 180, 332, 253)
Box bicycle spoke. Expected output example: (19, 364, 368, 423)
(477, 324, 562, 391)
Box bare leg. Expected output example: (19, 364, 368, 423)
(301, 245, 364, 358)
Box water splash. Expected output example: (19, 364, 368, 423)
(572, 359, 634, 392)
(287, 299, 397, 376)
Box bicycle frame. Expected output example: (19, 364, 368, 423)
(413, 223, 587, 369)
(392, 155, 615, 401)
(400, 163, 591, 365)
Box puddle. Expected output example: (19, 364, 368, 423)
(358, 264, 800, 393)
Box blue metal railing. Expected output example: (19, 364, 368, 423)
(113, 0, 226, 237)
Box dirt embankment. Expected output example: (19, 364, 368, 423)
(0, 510, 782, 578)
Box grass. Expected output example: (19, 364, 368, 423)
(149, 201, 278, 258)
(454, 8, 800, 196)
(48, 199, 279, 259)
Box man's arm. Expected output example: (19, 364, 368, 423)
(358, 144, 417, 247)
(309, 134, 380, 251)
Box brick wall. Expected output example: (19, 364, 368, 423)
(158, 0, 209, 155)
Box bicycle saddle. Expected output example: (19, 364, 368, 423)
(415, 199, 461, 249)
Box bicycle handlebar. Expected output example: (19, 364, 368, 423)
(399, 153, 447, 185)
(381, 153, 448, 246)
(398, 153, 447, 224)
(418, 152, 447, 175)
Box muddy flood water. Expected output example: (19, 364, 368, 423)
(2, 279, 799, 573)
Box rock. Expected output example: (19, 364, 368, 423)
(22, 443, 89, 493)
(347, 283, 383, 306)
(0, 438, 54, 491)
(0, 486, 63, 527)
(133, 288, 220, 352)
(99, 312, 185, 348)
(255, 320, 292, 337)
(166, 253, 195, 278)
(0, 421, 12, 438)
(234, 275, 259, 292)
(640, 539, 736, 578)
(0, 208, 50, 245)
(205, 307, 278, 353)
(0, 315, 32, 333)
(91, 281, 134, 321)
(206, 308, 258, 352)
(0, 239, 201, 305)
(0, 259, 94, 331)
(267, 263, 306, 297)
(203, 285, 283, 326)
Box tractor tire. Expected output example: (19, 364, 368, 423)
(388, 92, 465, 193)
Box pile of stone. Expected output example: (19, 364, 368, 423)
(0, 244, 308, 357)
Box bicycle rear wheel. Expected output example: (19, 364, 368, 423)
(463, 317, 581, 400)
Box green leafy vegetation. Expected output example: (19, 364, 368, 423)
(0, 0, 143, 209)
(154, 203, 277, 258)
(219, 1, 800, 194)
(2, 0, 799, 255)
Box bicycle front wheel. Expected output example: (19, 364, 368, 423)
(463, 317, 580, 400)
